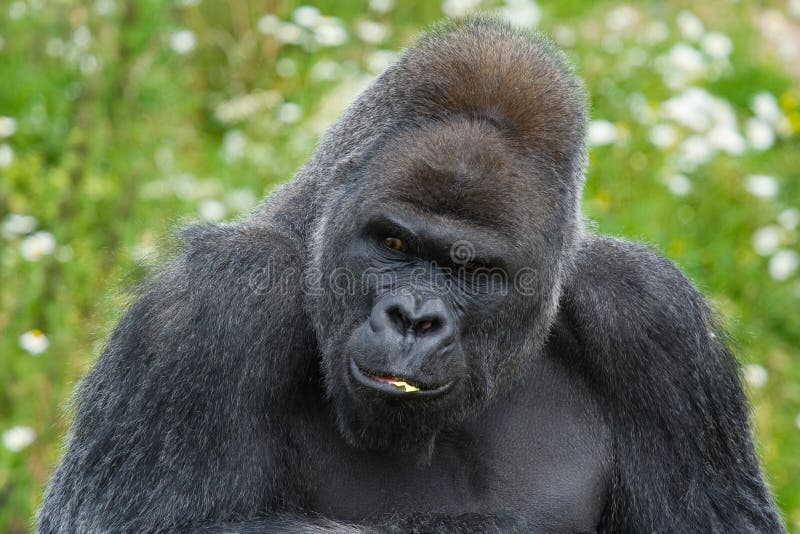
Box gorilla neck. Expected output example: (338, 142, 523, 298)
(330, 396, 451, 462)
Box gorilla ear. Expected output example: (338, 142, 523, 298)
(400, 17, 587, 179)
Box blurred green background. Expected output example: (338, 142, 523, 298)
(1, 0, 799, 532)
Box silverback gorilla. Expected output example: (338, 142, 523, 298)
(38, 18, 783, 533)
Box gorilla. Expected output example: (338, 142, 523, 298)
(38, 18, 783, 533)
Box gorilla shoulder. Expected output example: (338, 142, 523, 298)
(561, 234, 780, 532)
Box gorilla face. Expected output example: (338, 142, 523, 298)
(309, 117, 573, 454)
(342, 200, 512, 396)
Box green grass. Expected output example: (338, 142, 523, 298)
(1, 1, 799, 531)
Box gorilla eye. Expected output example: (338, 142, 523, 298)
(383, 237, 405, 251)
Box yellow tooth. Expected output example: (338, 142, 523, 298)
(388, 380, 420, 393)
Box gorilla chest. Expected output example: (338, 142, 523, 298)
(307, 362, 610, 529)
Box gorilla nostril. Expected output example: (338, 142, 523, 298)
(386, 305, 410, 333)
(415, 317, 441, 335)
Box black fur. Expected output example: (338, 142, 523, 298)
(37, 18, 783, 533)
(564, 236, 782, 532)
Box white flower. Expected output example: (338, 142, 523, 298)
(553, 25, 576, 47)
(769, 249, 799, 280)
(150, 176, 181, 197)
(20, 231, 56, 260)
(627, 92, 656, 124)
(707, 96, 738, 129)
(355, 20, 388, 44)
(366, 49, 399, 73)
(660, 89, 746, 163)
(256, 14, 280, 35)
(640, 21, 669, 45)
(276, 22, 303, 44)
(791, 0, 800, 19)
(778, 208, 799, 230)
(662, 88, 714, 131)
(744, 174, 779, 198)
(700, 32, 732, 59)
(0, 116, 17, 137)
(3, 426, 35, 452)
(276, 57, 297, 78)
(222, 130, 247, 162)
(314, 18, 347, 47)
(94, 0, 115, 16)
(676, 135, 714, 168)
(587, 120, 618, 146)
(676, 10, 704, 41)
(442, 0, 482, 17)
(605, 5, 639, 32)
(292, 5, 321, 27)
(9, 1, 27, 20)
(752, 92, 783, 124)
(499, 0, 542, 29)
(80, 54, 99, 75)
(277, 102, 302, 123)
(752, 226, 782, 256)
(214, 91, 281, 124)
(621, 47, 647, 68)
(72, 26, 92, 49)
(649, 124, 678, 148)
(169, 173, 220, 200)
(169, 29, 196, 54)
(0, 144, 13, 167)
(369, 0, 394, 13)
(663, 173, 691, 196)
(19, 329, 49, 355)
(198, 199, 226, 222)
(665, 43, 705, 77)
(745, 118, 775, 151)
(743, 364, 768, 389)
(2, 213, 36, 239)
(226, 188, 257, 213)
(309, 60, 340, 81)
(707, 125, 746, 155)
(314, 17, 347, 46)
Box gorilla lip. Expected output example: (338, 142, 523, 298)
(348, 358, 452, 398)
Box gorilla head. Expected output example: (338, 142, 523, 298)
(305, 21, 587, 453)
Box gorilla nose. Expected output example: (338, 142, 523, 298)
(357, 294, 459, 396)
(370, 294, 455, 345)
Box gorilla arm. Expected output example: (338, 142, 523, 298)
(35, 222, 350, 533)
(563, 235, 783, 533)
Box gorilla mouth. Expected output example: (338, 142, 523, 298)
(349, 358, 452, 398)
